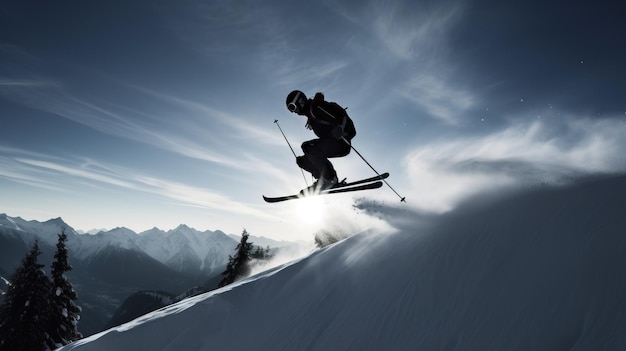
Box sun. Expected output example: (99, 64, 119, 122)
(296, 195, 326, 225)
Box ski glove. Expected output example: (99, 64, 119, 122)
(332, 125, 344, 140)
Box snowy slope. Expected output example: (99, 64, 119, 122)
(60, 174, 626, 351)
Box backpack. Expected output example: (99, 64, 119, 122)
(322, 101, 356, 140)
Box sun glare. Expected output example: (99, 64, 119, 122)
(296, 196, 326, 225)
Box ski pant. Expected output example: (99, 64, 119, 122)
(296, 138, 351, 180)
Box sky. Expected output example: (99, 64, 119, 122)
(1, 0, 625, 240)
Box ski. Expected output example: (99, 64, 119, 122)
(263, 181, 383, 203)
(324, 180, 383, 194)
(331, 172, 389, 190)
(262, 173, 388, 203)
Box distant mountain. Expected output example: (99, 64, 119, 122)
(0, 213, 294, 337)
(82, 246, 194, 292)
(0, 214, 239, 275)
(76, 228, 108, 235)
(138, 225, 236, 275)
(0, 215, 71, 247)
(228, 233, 294, 249)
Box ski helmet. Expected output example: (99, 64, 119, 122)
(286, 90, 307, 113)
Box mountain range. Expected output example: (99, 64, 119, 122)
(0, 214, 293, 336)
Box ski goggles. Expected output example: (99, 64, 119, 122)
(287, 91, 304, 113)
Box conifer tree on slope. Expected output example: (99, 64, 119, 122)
(47, 231, 82, 349)
(218, 229, 254, 288)
(0, 241, 53, 351)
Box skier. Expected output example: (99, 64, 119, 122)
(285, 90, 356, 192)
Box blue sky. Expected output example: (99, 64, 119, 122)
(1, 0, 625, 240)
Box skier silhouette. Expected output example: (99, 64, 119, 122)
(285, 90, 356, 192)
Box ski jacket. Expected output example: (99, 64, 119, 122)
(304, 95, 356, 141)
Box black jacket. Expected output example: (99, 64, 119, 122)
(304, 97, 356, 141)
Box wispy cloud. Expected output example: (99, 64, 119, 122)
(163, 0, 360, 91)
(328, 0, 471, 124)
(402, 74, 476, 125)
(16, 158, 135, 189)
(129, 85, 283, 145)
(165, 1, 280, 58)
(370, 1, 462, 61)
(0, 147, 69, 192)
(131, 174, 276, 220)
(272, 60, 349, 89)
(0, 79, 145, 140)
(0, 67, 289, 180)
(1, 148, 278, 221)
(402, 114, 626, 212)
(0, 79, 57, 87)
(0, 160, 64, 192)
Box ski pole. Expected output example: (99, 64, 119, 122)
(343, 137, 406, 202)
(274, 119, 309, 186)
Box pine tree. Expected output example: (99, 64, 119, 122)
(251, 246, 265, 259)
(218, 229, 254, 288)
(0, 241, 53, 351)
(47, 231, 82, 349)
(251, 246, 273, 260)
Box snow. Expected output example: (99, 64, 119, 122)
(58, 174, 626, 350)
(136, 225, 236, 272)
(5, 215, 22, 231)
(72, 227, 142, 257)
(1, 276, 9, 296)
(0, 214, 75, 245)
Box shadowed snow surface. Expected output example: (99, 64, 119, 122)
(61, 175, 626, 350)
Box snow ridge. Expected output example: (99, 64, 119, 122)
(59, 174, 626, 351)
(0, 213, 76, 245)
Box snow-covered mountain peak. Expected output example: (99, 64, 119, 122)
(136, 225, 237, 273)
(77, 228, 109, 235)
(139, 227, 165, 236)
(106, 226, 135, 235)
(173, 224, 192, 232)
(63, 226, 142, 259)
(0, 214, 77, 245)
(94, 227, 139, 248)
(0, 213, 23, 231)
(44, 216, 66, 225)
